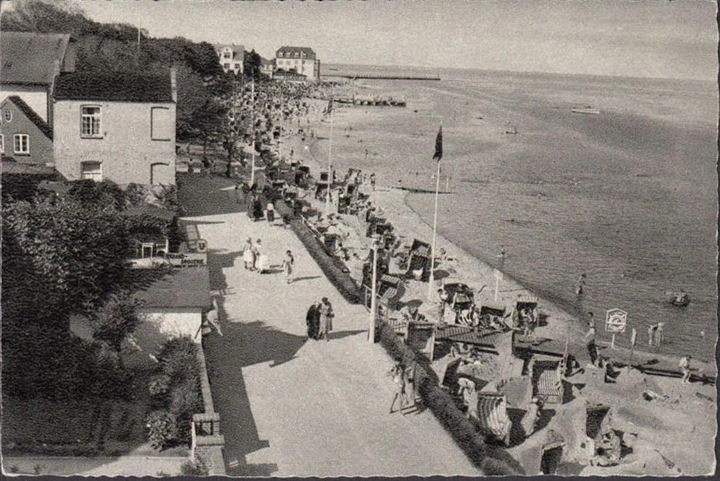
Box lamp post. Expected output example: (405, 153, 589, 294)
(369, 237, 378, 344)
(249, 77, 256, 187)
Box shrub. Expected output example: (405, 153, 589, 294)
(145, 410, 178, 450)
(157, 336, 199, 384)
(149, 374, 172, 398)
(170, 379, 202, 444)
(181, 457, 209, 476)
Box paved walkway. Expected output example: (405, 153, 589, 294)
(188, 178, 479, 476)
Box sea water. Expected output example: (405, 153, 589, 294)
(325, 65, 718, 361)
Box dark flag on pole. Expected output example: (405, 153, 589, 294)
(433, 126, 443, 162)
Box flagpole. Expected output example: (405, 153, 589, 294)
(428, 156, 441, 300)
(250, 78, 256, 187)
(325, 102, 333, 217)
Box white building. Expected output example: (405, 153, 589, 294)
(215, 44, 244, 75)
(275, 46, 320, 82)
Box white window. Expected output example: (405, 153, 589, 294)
(81, 106, 102, 138)
(234, 63, 240, 70)
(81, 161, 102, 181)
(151, 106, 172, 141)
(224, 63, 230, 69)
(4, 110, 12, 122)
(0, 134, 4, 153)
(13, 134, 29, 154)
(223, 50, 232, 59)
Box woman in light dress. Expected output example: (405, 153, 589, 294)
(242, 238, 255, 270)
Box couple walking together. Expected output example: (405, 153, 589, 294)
(242, 238, 268, 273)
(306, 298, 334, 341)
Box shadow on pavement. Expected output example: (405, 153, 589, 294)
(203, 318, 307, 476)
(292, 275, 322, 283)
(328, 329, 367, 341)
(207, 250, 243, 294)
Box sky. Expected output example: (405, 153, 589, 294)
(40, 0, 720, 79)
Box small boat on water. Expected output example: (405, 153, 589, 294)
(665, 290, 690, 307)
(571, 106, 600, 115)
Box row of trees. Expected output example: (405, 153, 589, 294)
(1, 0, 269, 147)
(2, 181, 173, 399)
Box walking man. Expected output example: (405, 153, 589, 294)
(305, 300, 320, 340)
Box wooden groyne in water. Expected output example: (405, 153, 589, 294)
(329, 74, 441, 81)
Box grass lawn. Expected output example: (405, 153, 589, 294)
(2, 369, 166, 457)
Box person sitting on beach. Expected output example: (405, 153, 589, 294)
(437, 288, 449, 322)
(679, 355, 692, 383)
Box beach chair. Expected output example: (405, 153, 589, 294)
(530, 356, 565, 405)
(475, 391, 512, 446)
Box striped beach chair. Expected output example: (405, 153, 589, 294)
(475, 391, 512, 446)
(531, 357, 565, 405)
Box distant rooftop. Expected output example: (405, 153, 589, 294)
(54, 71, 173, 103)
(276, 46, 316, 59)
(215, 44, 245, 60)
(0, 32, 72, 85)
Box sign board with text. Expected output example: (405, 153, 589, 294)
(605, 308, 628, 333)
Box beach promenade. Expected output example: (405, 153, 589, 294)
(179, 175, 480, 477)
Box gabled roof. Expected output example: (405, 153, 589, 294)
(215, 44, 245, 60)
(54, 72, 173, 103)
(1, 32, 71, 85)
(133, 266, 211, 309)
(276, 46, 316, 59)
(2, 96, 53, 140)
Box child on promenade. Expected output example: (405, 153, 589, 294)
(388, 362, 409, 414)
(282, 250, 295, 284)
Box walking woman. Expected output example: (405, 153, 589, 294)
(282, 250, 295, 284)
(318, 297, 333, 342)
(242, 238, 255, 270)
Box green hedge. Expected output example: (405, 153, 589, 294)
(376, 320, 524, 475)
(277, 200, 362, 304)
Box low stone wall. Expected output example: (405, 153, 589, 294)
(191, 344, 226, 475)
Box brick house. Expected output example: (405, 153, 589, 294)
(0, 95, 54, 166)
(52, 70, 177, 186)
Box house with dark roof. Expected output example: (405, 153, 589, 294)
(52, 69, 177, 185)
(0, 32, 76, 126)
(215, 44, 244, 75)
(0, 95, 54, 166)
(275, 46, 320, 82)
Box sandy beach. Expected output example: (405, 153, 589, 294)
(275, 86, 716, 475)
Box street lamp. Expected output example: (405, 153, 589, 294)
(369, 236, 379, 344)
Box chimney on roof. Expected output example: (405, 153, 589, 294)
(170, 66, 177, 103)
